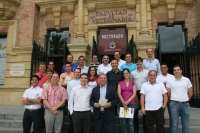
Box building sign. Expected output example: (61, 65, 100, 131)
(89, 9, 134, 24)
(10, 64, 25, 76)
(0, 38, 7, 85)
(98, 28, 127, 54)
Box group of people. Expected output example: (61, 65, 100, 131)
(22, 48, 193, 133)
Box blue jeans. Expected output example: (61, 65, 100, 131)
(121, 104, 135, 133)
(170, 101, 190, 133)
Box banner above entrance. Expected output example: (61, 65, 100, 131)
(98, 28, 127, 54)
(89, 9, 135, 24)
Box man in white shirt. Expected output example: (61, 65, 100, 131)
(156, 63, 173, 132)
(141, 70, 168, 133)
(166, 65, 193, 133)
(68, 73, 93, 133)
(157, 63, 173, 86)
(77, 55, 89, 74)
(97, 55, 112, 75)
(67, 68, 81, 133)
(114, 51, 125, 69)
(131, 57, 148, 133)
(22, 75, 43, 133)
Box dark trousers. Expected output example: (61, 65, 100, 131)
(134, 90, 147, 132)
(68, 111, 74, 133)
(72, 111, 92, 133)
(94, 113, 115, 133)
(145, 107, 165, 133)
(23, 108, 43, 133)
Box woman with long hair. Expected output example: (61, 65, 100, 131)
(87, 66, 98, 88)
(118, 68, 137, 133)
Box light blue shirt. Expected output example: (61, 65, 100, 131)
(67, 79, 80, 99)
(120, 63, 137, 72)
(78, 66, 89, 74)
(143, 58, 161, 75)
(100, 84, 107, 111)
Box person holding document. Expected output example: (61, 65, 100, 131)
(90, 74, 119, 133)
(118, 68, 137, 133)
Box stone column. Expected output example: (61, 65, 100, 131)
(67, 0, 90, 62)
(135, 0, 157, 58)
(77, 0, 84, 38)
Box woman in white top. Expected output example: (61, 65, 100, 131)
(87, 66, 98, 89)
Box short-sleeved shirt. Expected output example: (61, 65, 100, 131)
(166, 76, 192, 102)
(106, 70, 123, 90)
(140, 81, 167, 110)
(61, 63, 78, 73)
(23, 86, 43, 109)
(157, 73, 173, 83)
(118, 80, 136, 104)
(143, 58, 161, 75)
(35, 72, 48, 88)
(131, 68, 149, 90)
(60, 72, 74, 84)
(120, 63, 137, 73)
(97, 64, 112, 75)
(41, 84, 67, 107)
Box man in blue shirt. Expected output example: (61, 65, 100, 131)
(61, 54, 78, 73)
(120, 53, 137, 73)
(143, 48, 161, 75)
(77, 56, 89, 74)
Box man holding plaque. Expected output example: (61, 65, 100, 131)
(90, 74, 119, 133)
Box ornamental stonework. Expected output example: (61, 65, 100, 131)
(0, 0, 21, 20)
(89, 9, 135, 24)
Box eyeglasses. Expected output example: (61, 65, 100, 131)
(49, 64, 54, 66)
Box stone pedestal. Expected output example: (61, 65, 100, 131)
(135, 39, 157, 59)
(67, 38, 90, 62)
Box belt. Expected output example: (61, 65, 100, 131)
(171, 100, 189, 104)
(74, 110, 90, 113)
(26, 108, 41, 112)
(100, 111, 104, 113)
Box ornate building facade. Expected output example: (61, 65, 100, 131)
(0, 0, 199, 105)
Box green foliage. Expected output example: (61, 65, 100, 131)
(49, 34, 65, 55)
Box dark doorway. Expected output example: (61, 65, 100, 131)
(160, 53, 185, 75)
(157, 24, 187, 76)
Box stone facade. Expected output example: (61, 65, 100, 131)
(0, 0, 199, 105)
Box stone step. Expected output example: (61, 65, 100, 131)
(0, 128, 23, 133)
(0, 119, 22, 128)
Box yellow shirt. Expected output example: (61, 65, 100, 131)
(60, 72, 74, 84)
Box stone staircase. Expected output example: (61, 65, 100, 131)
(0, 106, 200, 133)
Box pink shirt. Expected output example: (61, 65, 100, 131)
(118, 80, 136, 104)
(35, 72, 48, 88)
(41, 84, 67, 107)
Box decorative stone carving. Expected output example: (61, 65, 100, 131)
(150, 0, 193, 24)
(86, 0, 136, 11)
(0, 0, 21, 20)
(35, 0, 76, 30)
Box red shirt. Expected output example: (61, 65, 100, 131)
(41, 84, 67, 107)
(35, 72, 48, 88)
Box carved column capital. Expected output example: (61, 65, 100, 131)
(35, 0, 76, 30)
(0, 0, 21, 20)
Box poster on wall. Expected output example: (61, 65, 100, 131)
(98, 28, 127, 54)
(0, 38, 7, 85)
